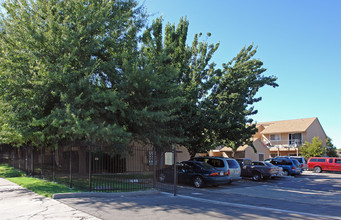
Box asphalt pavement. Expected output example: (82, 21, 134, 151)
(1, 172, 341, 220)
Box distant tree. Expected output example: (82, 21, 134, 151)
(300, 136, 325, 158)
(326, 137, 338, 157)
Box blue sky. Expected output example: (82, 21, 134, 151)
(143, 0, 341, 148)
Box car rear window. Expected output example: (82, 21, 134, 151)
(226, 160, 239, 168)
(207, 159, 225, 168)
(292, 159, 300, 166)
(193, 158, 225, 168)
(195, 162, 216, 170)
(294, 158, 302, 163)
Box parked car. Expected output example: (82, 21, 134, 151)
(269, 156, 307, 171)
(307, 157, 341, 173)
(236, 158, 277, 181)
(290, 156, 308, 170)
(191, 157, 241, 183)
(251, 161, 284, 177)
(266, 157, 302, 176)
(157, 161, 231, 188)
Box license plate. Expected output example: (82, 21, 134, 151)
(220, 171, 224, 176)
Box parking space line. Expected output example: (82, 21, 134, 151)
(161, 192, 341, 220)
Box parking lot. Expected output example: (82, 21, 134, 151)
(55, 171, 341, 219)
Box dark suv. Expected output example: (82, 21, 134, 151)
(266, 157, 302, 176)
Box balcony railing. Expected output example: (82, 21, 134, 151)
(264, 139, 303, 148)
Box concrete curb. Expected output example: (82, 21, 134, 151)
(53, 189, 160, 199)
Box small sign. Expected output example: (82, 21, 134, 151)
(165, 152, 174, 165)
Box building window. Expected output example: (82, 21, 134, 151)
(289, 133, 302, 146)
(270, 134, 280, 141)
(258, 153, 264, 161)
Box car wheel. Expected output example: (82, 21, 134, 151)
(283, 170, 289, 176)
(252, 172, 261, 181)
(159, 173, 166, 182)
(313, 166, 322, 173)
(193, 176, 204, 188)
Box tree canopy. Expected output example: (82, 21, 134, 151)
(326, 137, 338, 157)
(0, 0, 278, 156)
(300, 136, 326, 158)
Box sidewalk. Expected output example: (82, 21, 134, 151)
(0, 178, 99, 220)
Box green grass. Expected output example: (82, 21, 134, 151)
(0, 164, 24, 177)
(0, 164, 83, 198)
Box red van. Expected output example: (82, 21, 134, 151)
(307, 157, 341, 173)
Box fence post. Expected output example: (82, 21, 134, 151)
(88, 140, 92, 192)
(17, 148, 20, 169)
(25, 147, 28, 176)
(53, 148, 55, 182)
(153, 147, 156, 189)
(31, 147, 34, 176)
(69, 145, 73, 189)
(173, 145, 177, 196)
(41, 147, 43, 177)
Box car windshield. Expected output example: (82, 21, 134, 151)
(265, 162, 274, 167)
(226, 159, 239, 168)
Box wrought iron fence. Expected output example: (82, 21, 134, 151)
(0, 144, 178, 194)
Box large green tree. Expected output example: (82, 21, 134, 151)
(1, 1, 279, 158)
(120, 17, 183, 150)
(206, 45, 278, 156)
(0, 0, 146, 153)
(153, 18, 278, 156)
(162, 18, 220, 156)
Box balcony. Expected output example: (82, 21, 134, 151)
(264, 139, 303, 148)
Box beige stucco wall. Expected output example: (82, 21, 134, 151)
(305, 119, 327, 147)
(175, 145, 191, 162)
(125, 144, 191, 172)
(125, 143, 153, 172)
(244, 139, 270, 161)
